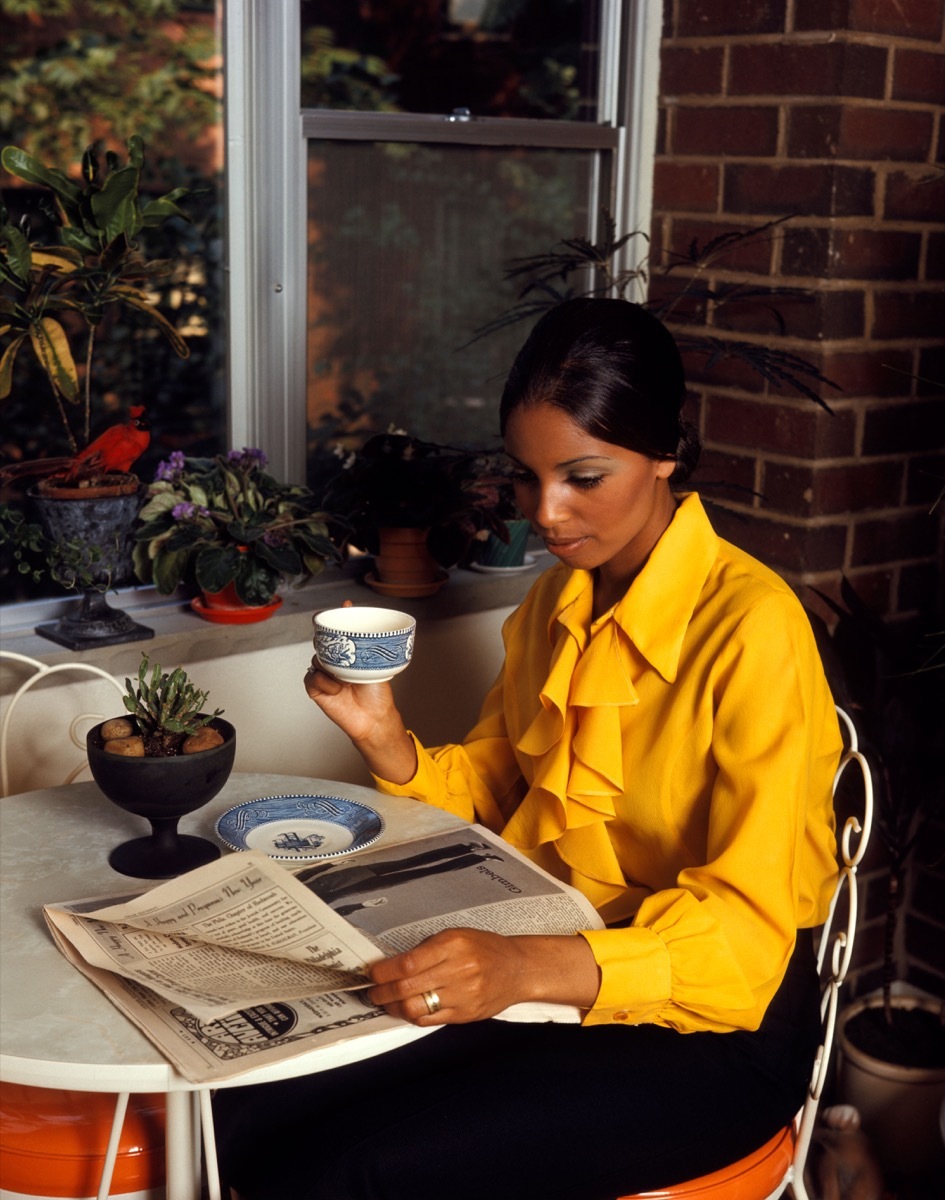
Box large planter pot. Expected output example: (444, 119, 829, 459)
(87, 717, 236, 879)
(366, 526, 448, 598)
(29, 475, 154, 650)
(838, 995, 945, 1177)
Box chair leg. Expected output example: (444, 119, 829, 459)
(96, 1091, 130, 1200)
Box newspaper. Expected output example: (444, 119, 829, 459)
(44, 825, 604, 1083)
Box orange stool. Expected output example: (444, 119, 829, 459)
(617, 1124, 795, 1200)
(0, 1082, 165, 1198)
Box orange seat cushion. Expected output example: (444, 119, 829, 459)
(617, 1123, 795, 1200)
(0, 1082, 166, 1197)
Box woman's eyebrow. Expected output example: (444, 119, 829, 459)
(505, 453, 612, 469)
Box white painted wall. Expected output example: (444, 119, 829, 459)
(0, 606, 513, 797)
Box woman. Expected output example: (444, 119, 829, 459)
(215, 298, 840, 1200)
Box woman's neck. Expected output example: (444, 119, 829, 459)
(591, 490, 679, 619)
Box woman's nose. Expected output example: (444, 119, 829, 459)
(532, 483, 569, 530)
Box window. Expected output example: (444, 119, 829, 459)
(1, 0, 658, 612)
(228, 0, 661, 486)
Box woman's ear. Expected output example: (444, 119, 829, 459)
(655, 458, 676, 480)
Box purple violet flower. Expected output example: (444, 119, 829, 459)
(171, 502, 210, 520)
(227, 447, 268, 470)
(154, 450, 187, 482)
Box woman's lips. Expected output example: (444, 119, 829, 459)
(543, 535, 589, 557)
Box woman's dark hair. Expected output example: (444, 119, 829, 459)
(499, 297, 700, 484)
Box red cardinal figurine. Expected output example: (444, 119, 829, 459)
(0, 406, 150, 487)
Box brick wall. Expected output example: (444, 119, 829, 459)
(653, 0, 944, 623)
(652, 1, 944, 1000)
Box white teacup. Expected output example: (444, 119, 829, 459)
(313, 606, 416, 684)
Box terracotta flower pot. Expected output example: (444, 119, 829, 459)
(366, 526, 448, 598)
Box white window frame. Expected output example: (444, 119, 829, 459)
(224, 0, 661, 485)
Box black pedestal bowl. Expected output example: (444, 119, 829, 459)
(87, 718, 236, 879)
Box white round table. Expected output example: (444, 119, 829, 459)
(0, 772, 464, 1199)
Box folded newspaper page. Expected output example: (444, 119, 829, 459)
(44, 824, 605, 1083)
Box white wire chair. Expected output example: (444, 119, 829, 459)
(0, 651, 126, 797)
(619, 704, 874, 1200)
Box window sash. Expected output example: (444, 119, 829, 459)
(226, 0, 660, 486)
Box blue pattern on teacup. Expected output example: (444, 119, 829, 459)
(318, 629, 412, 670)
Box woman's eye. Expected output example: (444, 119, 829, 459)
(569, 475, 604, 490)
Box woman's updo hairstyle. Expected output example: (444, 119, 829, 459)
(499, 297, 701, 485)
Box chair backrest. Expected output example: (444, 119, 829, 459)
(788, 705, 874, 1200)
(0, 652, 125, 797)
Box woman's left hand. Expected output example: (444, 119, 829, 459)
(366, 928, 601, 1025)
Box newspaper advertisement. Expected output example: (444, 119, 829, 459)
(44, 825, 604, 1083)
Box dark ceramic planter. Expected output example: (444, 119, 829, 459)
(30, 479, 154, 650)
(87, 717, 236, 879)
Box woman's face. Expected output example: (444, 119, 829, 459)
(503, 403, 676, 583)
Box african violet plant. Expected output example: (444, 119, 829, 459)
(133, 448, 343, 605)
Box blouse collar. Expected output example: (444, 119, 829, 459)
(501, 494, 719, 906)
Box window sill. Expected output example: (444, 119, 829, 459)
(0, 551, 551, 688)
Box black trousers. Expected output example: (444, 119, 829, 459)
(213, 930, 819, 1200)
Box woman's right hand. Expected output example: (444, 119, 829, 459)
(303, 663, 418, 784)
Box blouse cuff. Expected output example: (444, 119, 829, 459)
(578, 927, 671, 1026)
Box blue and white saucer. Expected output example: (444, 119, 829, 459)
(215, 794, 384, 861)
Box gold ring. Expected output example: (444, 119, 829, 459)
(422, 989, 441, 1015)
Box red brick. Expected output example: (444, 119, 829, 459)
(724, 163, 874, 217)
(788, 104, 935, 162)
(852, 511, 940, 565)
(672, 105, 779, 157)
(652, 161, 720, 213)
(819, 348, 916, 396)
(825, 567, 895, 613)
(863, 399, 945, 454)
(917, 345, 945, 394)
(659, 46, 725, 96)
(892, 48, 945, 104)
(728, 43, 888, 100)
(762, 288, 866, 340)
(872, 289, 945, 339)
(657, 218, 777, 274)
(709, 506, 848, 571)
(675, 0, 787, 37)
(884, 169, 945, 222)
(763, 459, 905, 515)
(795, 0, 945, 41)
(782, 228, 923, 282)
(680, 343, 768, 394)
(692, 448, 758, 497)
(703, 393, 856, 455)
(927, 232, 945, 282)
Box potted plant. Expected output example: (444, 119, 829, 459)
(0, 136, 194, 646)
(86, 652, 235, 879)
(461, 452, 534, 573)
(314, 429, 508, 597)
(469, 208, 840, 411)
(808, 578, 945, 1178)
(132, 447, 343, 621)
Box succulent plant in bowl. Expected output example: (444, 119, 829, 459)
(87, 654, 235, 879)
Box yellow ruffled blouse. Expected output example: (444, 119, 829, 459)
(374, 494, 841, 1033)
